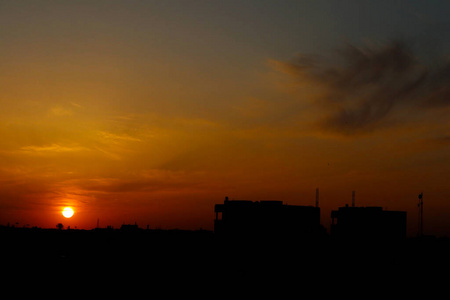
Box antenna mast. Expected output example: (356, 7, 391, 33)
(315, 188, 319, 208)
(418, 192, 423, 237)
(352, 190, 355, 207)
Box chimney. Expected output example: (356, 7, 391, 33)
(315, 188, 319, 208)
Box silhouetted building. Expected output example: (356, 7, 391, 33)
(214, 197, 324, 239)
(331, 205, 406, 241)
(120, 223, 139, 231)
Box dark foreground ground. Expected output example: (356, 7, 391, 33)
(2, 226, 449, 295)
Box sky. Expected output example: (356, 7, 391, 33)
(0, 0, 449, 236)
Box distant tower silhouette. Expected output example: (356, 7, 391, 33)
(352, 191, 355, 207)
(418, 192, 423, 237)
(315, 188, 319, 208)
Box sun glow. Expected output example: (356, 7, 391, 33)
(62, 207, 74, 218)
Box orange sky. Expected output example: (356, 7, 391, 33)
(1, 1, 449, 237)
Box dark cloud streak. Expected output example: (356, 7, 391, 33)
(279, 39, 450, 135)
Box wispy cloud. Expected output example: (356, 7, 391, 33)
(69, 102, 83, 108)
(91, 146, 123, 161)
(273, 39, 450, 136)
(97, 131, 142, 143)
(417, 135, 450, 150)
(49, 106, 73, 116)
(57, 169, 209, 199)
(20, 144, 87, 154)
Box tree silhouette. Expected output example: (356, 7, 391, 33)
(56, 223, 64, 230)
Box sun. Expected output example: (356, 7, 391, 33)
(62, 207, 74, 218)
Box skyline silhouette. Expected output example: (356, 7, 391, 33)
(0, 192, 447, 238)
(1, 1, 450, 265)
(2, 207, 449, 285)
(2, 190, 439, 239)
(0, 193, 425, 238)
(3, 193, 450, 293)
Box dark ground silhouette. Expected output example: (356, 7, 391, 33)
(2, 225, 450, 288)
(1, 200, 449, 293)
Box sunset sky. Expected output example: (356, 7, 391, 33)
(1, 1, 449, 236)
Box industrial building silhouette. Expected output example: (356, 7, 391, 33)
(4, 194, 448, 287)
(331, 205, 407, 241)
(214, 196, 407, 241)
(214, 197, 325, 239)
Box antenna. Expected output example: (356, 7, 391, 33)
(352, 190, 355, 207)
(315, 188, 319, 208)
(418, 192, 423, 237)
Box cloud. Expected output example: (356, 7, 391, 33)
(421, 135, 450, 149)
(57, 169, 210, 201)
(274, 39, 450, 135)
(70, 102, 83, 108)
(50, 106, 73, 116)
(20, 144, 87, 154)
(97, 131, 142, 143)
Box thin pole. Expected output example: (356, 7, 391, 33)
(418, 192, 423, 237)
(315, 188, 319, 208)
(421, 194, 423, 236)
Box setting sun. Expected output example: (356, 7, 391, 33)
(62, 207, 74, 218)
